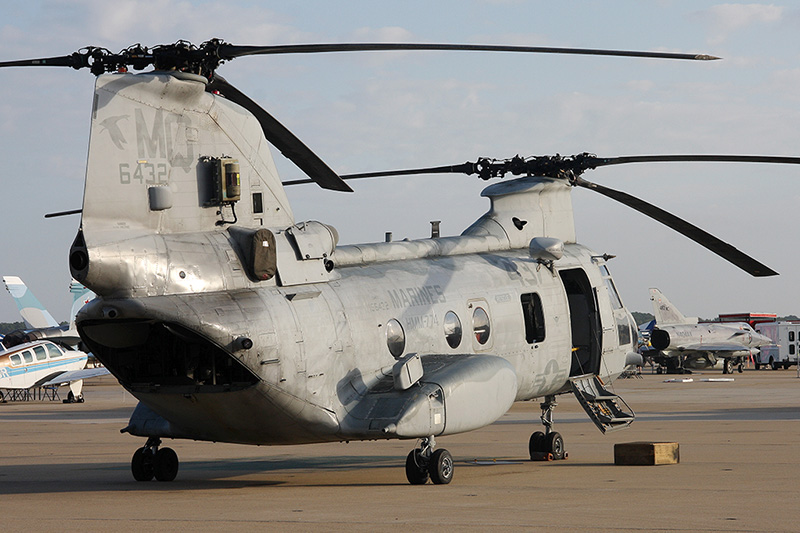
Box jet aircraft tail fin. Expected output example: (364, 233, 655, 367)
(2, 275, 59, 329)
(649, 287, 697, 325)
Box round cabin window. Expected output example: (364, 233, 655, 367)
(386, 319, 406, 358)
(472, 307, 491, 345)
(443, 311, 463, 349)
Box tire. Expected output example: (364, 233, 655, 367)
(429, 449, 454, 485)
(529, 431, 546, 459)
(153, 447, 179, 482)
(545, 432, 565, 460)
(723, 359, 732, 374)
(770, 358, 778, 370)
(131, 447, 154, 482)
(405, 450, 429, 485)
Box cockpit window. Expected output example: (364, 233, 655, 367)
(600, 264, 632, 346)
(47, 344, 63, 358)
(605, 278, 623, 309)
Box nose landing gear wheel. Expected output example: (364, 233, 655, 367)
(529, 431, 546, 460)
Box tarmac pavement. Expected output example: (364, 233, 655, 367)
(1, 370, 799, 532)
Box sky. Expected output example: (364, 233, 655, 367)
(0, 1, 798, 323)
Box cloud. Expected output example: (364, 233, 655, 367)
(696, 3, 784, 45)
(351, 26, 416, 42)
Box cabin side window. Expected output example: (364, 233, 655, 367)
(33, 345, 47, 361)
(472, 307, 491, 345)
(386, 318, 406, 358)
(520, 293, 545, 343)
(789, 331, 796, 342)
(443, 311, 463, 349)
(10, 354, 21, 366)
(22, 351, 33, 364)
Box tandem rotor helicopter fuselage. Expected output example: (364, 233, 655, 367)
(3, 40, 796, 484)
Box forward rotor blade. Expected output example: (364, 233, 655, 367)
(0, 54, 85, 69)
(587, 154, 800, 170)
(574, 176, 777, 277)
(218, 43, 719, 62)
(208, 75, 352, 192)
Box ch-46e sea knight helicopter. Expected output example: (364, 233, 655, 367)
(3, 40, 799, 484)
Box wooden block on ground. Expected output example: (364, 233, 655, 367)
(614, 442, 679, 465)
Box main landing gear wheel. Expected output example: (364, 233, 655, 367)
(405, 436, 453, 485)
(429, 449, 454, 485)
(63, 391, 85, 403)
(405, 450, 429, 485)
(154, 447, 179, 481)
(131, 447, 154, 481)
(723, 359, 733, 374)
(131, 437, 179, 482)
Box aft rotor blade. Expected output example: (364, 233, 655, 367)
(574, 176, 778, 277)
(208, 75, 352, 192)
(218, 43, 719, 62)
(282, 163, 476, 186)
(44, 208, 82, 218)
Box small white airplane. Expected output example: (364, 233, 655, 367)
(647, 288, 772, 374)
(0, 277, 107, 402)
(0, 339, 107, 402)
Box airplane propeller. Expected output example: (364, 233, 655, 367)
(0, 39, 717, 192)
(284, 153, 800, 277)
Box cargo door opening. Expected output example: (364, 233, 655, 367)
(559, 268, 601, 377)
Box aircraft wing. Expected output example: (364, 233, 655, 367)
(40, 366, 110, 387)
(677, 343, 753, 355)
